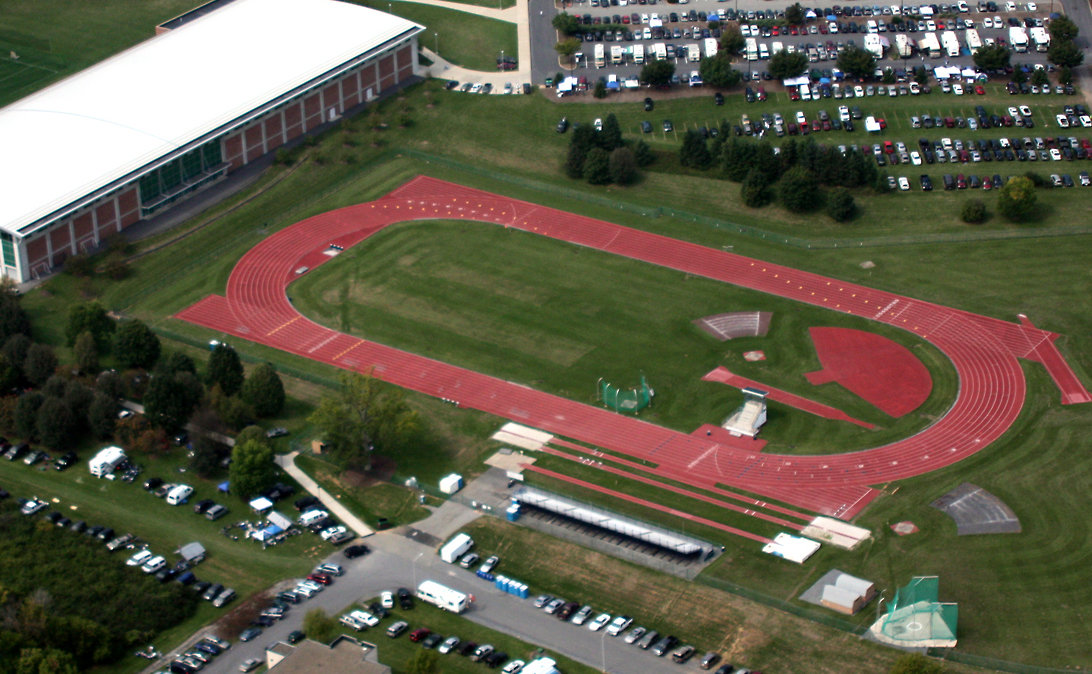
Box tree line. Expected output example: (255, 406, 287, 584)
(565, 113, 654, 186)
(0, 502, 199, 674)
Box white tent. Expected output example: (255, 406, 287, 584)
(783, 75, 810, 87)
(249, 496, 273, 513)
(864, 116, 882, 132)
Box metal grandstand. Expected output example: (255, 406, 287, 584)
(512, 486, 717, 558)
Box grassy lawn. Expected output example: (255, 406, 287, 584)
(293, 453, 435, 527)
(289, 219, 958, 453)
(332, 599, 602, 674)
(458, 518, 988, 674)
(432, 0, 516, 9)
(0, 0, 205, 106)
(12, 78, 1092, 669)
(351, 0, 517, 71)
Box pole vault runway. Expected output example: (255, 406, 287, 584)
(177, 176, 1089, 522)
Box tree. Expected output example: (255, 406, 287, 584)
(43, 375, 67, 400)
(87, 392, 117, 440)
(593, 79, 607, 99)
(632, 139, 655, 167)
(0, 287, 32, 347)
(961, 199, 988, 224)
(3, 333, 31, 380)
(23, 344, 57, 387)
(565, 124, 596, 179)
(599, 113, 623, 150)
(115, 414, 152, 450)
(236, 425, 271, 449)
(997, 175, 1038, 221)
(65, 302, 114, 349)
(114, 320, 160, 369)
(881, 67, 896, 84)
(826, 187, 857, 221)
(1058, 66, 1073, 85)
(914, 67, 929, 85)
(241, 362, 285, 418)
(640, 60, 675, 88)
(36, 397, 76, 450)
(973, 43, 1011, 71)
(1012, 67, 1028, 84)
(553, 37, 581, 63)
(698, 54, 741, 88)
(719, 23, 745, 54)
(74, 331, 98, 374)
(144, 372, 202, 431)
(741, 169, 773, 208)
(206, 344, 244, 397)
(63, 381, 92, 433)
(95, 369, 124, 401)
(216, 394, 254, 431)
(679, 130, 712, 169)
(552, 12, 580, 34)
(16, 648, 79, 674)
(768, 49, 808, 80)
(308, 371, 419, 470)
(15, 392, 44, 440)
(785, 2, 805, 25)
(609, 148, 638, 185)
(229, 439, 275, 499)
(303, 608, 339, 644)
(1048, 15, 1079, 42)
(837, 45, 876, 79)
(889, 653, 944, 674)
(1048, 39, 1084, 68)
(779, 167, 822, 212)
(1030, 67, 1051, 86)
(404, 650, 440, 674)
(582, 147, 612, 185)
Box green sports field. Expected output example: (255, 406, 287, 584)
(289, 219, 958, 454)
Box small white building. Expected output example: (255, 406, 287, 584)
(89, 446, 126, 477)
(821, 572, 877, 615)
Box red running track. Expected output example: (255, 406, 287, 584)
(176, 176, 1091, 521)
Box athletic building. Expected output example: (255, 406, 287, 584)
(0, 0, 423, 282)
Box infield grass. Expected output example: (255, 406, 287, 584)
(289, 219, 958, 454)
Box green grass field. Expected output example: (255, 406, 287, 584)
(353, 0, 518, 71)
(0, 0, 207, 106)
(14, 75, 1092, 670)
(289, 219, 958, 453)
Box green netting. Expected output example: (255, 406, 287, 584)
(880, 576, 958, 644)
(598, 375, 651, 413)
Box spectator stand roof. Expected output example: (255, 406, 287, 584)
(512, 486, 716, 556)
(0, 0, 422, 238)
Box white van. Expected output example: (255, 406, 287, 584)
(166, 484, 194, 505)
(299, 509, 329, 526)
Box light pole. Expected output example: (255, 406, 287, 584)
(412, 552, 424, 589)
(600, 630, 608, 673)
(434, 32, 439, 55)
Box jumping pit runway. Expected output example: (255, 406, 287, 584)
(177, 176, 1089, 525)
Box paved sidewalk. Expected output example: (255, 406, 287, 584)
(276, 451, 375, 537)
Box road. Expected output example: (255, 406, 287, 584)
(167, 516, 698, 674)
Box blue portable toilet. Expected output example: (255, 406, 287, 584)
(506, 503, 521, 522)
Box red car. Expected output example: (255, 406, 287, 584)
(975, 85, 986, 95)
(883, 140, 895, 154)
(306, 573, 333, 585)
(877, 118, 887, 129)
(409, 629, 430, 643)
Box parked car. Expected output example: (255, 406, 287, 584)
(141, 556, 167, 574)
(636, 630, 660, 649)
(422, 633, 444, 649)
(387, 621, 409, 638)
(193, 499, 215, 514)
(701, 652, 721, 669)
(459, 552, 480, 569)
(106, 533, 133, 551)
(54, 452, 78, 471)
(127, 549, 154, 567)
(344, 545, 370, 559)
(570, 605, 594, 625)
(439, 636, 461, 654)
(502, 661, 526, 674)
(651, 635, 679, 656)
(484, 651, 509, 669)
(212, 588, 236, 608)
(624, 626, 647, 644)
(238, 659, 261, 672)
(588, 613, 612, 631)
(480, 555, 499, 574)
(238, 628, 261, 643)
(202, 583, 224, 601)
(205, 505, 228, 521)
(672, 645, 696, 663)
(607, 616, 633, 636)
(471, 645, 495, 662)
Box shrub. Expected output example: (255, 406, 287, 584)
(960, 199, 988, 224)
(826, 187, 857, 222)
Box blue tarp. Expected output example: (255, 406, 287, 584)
(218, 481, 230, 493)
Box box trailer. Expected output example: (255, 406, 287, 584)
(594, 43, 605, 68)
(704, 37, 718, 59)
(687, 44, 701, 62)
(610, 44, 623, 65)
(440, 533, 474, 563)
(653, 42, 666, 61)
(895, 34, 913, 57)
(1030, 26, 1049, 52)
(940, 30, 960, 57)
(89, 446, 127, 477)
(745, 37, 758, 61)
(918, 32, 941, 58)
(964, 28, 982, 51)
(864, 34, 886, 58)
(417, 581, 470, 613)
(633, 44, 645, 64)
(1009, 26, 1028, 53)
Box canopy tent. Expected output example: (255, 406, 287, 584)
(218, 481, 230, 493)
(783, 76, 810, 87)
(253, 524, 284, 542)
(249, 496, 274, 513)
(179, 542, 206, 563)
(268, 511, 293, 530)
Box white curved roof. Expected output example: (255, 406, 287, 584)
(0, 0, 421, 237)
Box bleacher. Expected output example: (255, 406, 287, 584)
(694, 311, 772, 341)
